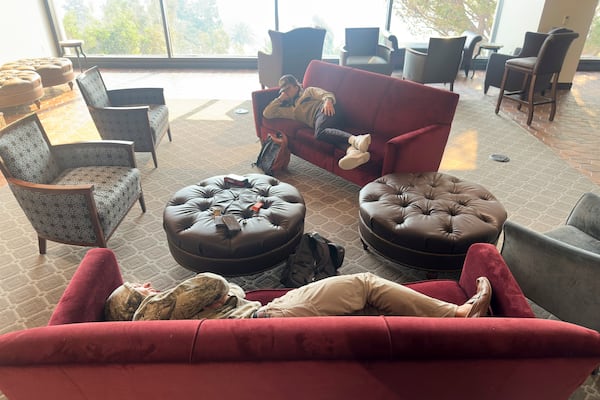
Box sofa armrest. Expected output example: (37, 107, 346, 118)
(251, 88, 280, 139)
(48, 249, 124, 325)
(459, 243, 535, 318)
(382, 125, 449, 175)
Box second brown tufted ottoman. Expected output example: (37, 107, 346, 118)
(0, 70, 43, 109)
(164, 174, 306, 276)
(359, 172, 507, 271)
(1, 58, 75, 90)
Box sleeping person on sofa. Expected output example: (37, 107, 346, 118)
(262, 74, 371, 171)
(104, 271, 492, 321)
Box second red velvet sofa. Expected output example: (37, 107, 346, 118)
(0, 244, 599, 399)
(251, 60, 460, 186)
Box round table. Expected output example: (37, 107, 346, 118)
(164, 174, 306, 276)
(359, 172, 507, 271)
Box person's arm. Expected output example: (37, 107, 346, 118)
(133, 273, 230, 320)
(263, 95, 295, 120)
(306, 87, 336, 116)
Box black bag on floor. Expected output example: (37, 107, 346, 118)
(253, 132, 290, 176)
(281, 232, 345, 288)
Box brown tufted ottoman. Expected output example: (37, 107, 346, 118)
(359, 172, 507, 271)
(164, 174, 306, 276)
(0, 69, 43, 109)
(1, 57, 75, 90)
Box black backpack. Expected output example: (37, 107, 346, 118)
(281, 232, 345, 288)
(253, 132, 290, 176)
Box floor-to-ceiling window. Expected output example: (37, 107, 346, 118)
(582, 2, 600, 57)
(46, 0, 598, 65)
(389, 1, 499, 43)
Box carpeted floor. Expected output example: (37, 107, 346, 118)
(0, 93, 599, 398)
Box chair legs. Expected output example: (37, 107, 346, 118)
(139, 193, 147, 213)
(495, 66, 558, 126)
(38, 236, 47, 255)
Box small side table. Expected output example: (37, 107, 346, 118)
(59, 40, 88, 72)
(471, 43, 503, 78)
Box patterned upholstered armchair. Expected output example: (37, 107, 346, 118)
(76, 66, 172, 168)
(0, 113, 145, 254)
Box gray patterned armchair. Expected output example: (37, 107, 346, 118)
(0, 113, 145, 254)
(76, 66, 172, 168)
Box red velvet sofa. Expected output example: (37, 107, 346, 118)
(1, 244, 599, 399)
(251, 60, 460, 186)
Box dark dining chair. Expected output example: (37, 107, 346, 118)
(495, 30, 579, 125)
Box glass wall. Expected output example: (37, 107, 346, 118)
(277, 0, 387, 57)
(582, 2, 600, 57)
(47, 0, 598, 62)
(167, 0, 275, 57)
(389, 1, 499, 44)
(51, 0, 168, 56)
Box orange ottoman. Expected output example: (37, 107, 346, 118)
(1, 57, 75, 90)
(0, 70, 43, 110)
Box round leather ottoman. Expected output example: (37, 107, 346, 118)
(1, 58, 75, 89)
(359, 172, 507, 271)
(164, 174, 306, 276)
(0, 70, 43, 109)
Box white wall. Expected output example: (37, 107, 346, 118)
(538, 0, 599, 81)
(0, 0, 56, 65)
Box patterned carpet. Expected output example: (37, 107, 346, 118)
(0, 94, 599, 398)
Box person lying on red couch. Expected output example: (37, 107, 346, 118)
(104, 271, 492, 321)
(263, 74, 372, 170)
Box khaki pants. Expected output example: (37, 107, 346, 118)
(261, 272, 457, 318)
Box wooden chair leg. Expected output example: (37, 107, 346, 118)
(167, 127, 172, 142)
(151, 150, 158, 168)
(495, 68, 510, 114)
(549, 74, 559, 121)
(139, 193, 147, 213)
(526, 73, 537, 126)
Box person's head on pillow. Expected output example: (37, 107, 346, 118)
(104, 282, 158, 321)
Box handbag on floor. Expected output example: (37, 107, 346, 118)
(281, 232, 345, 288)
(253, 132, 290, 176)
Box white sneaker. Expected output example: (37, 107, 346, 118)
(350, 134, 371, 153)
(338, 147, 370, 170)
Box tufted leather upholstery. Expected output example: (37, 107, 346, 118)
(359, 172, 507, 270)
(1, 57, 75, 89)
(76, 66, 172, 168)
(164, 174, 306, 276)
(0, 69, 43, 109)
(0, 113, 145, 254)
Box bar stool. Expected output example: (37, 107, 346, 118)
(59, 40, 88, 72)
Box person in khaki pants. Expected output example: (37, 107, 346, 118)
(105, 271, 491, 321)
